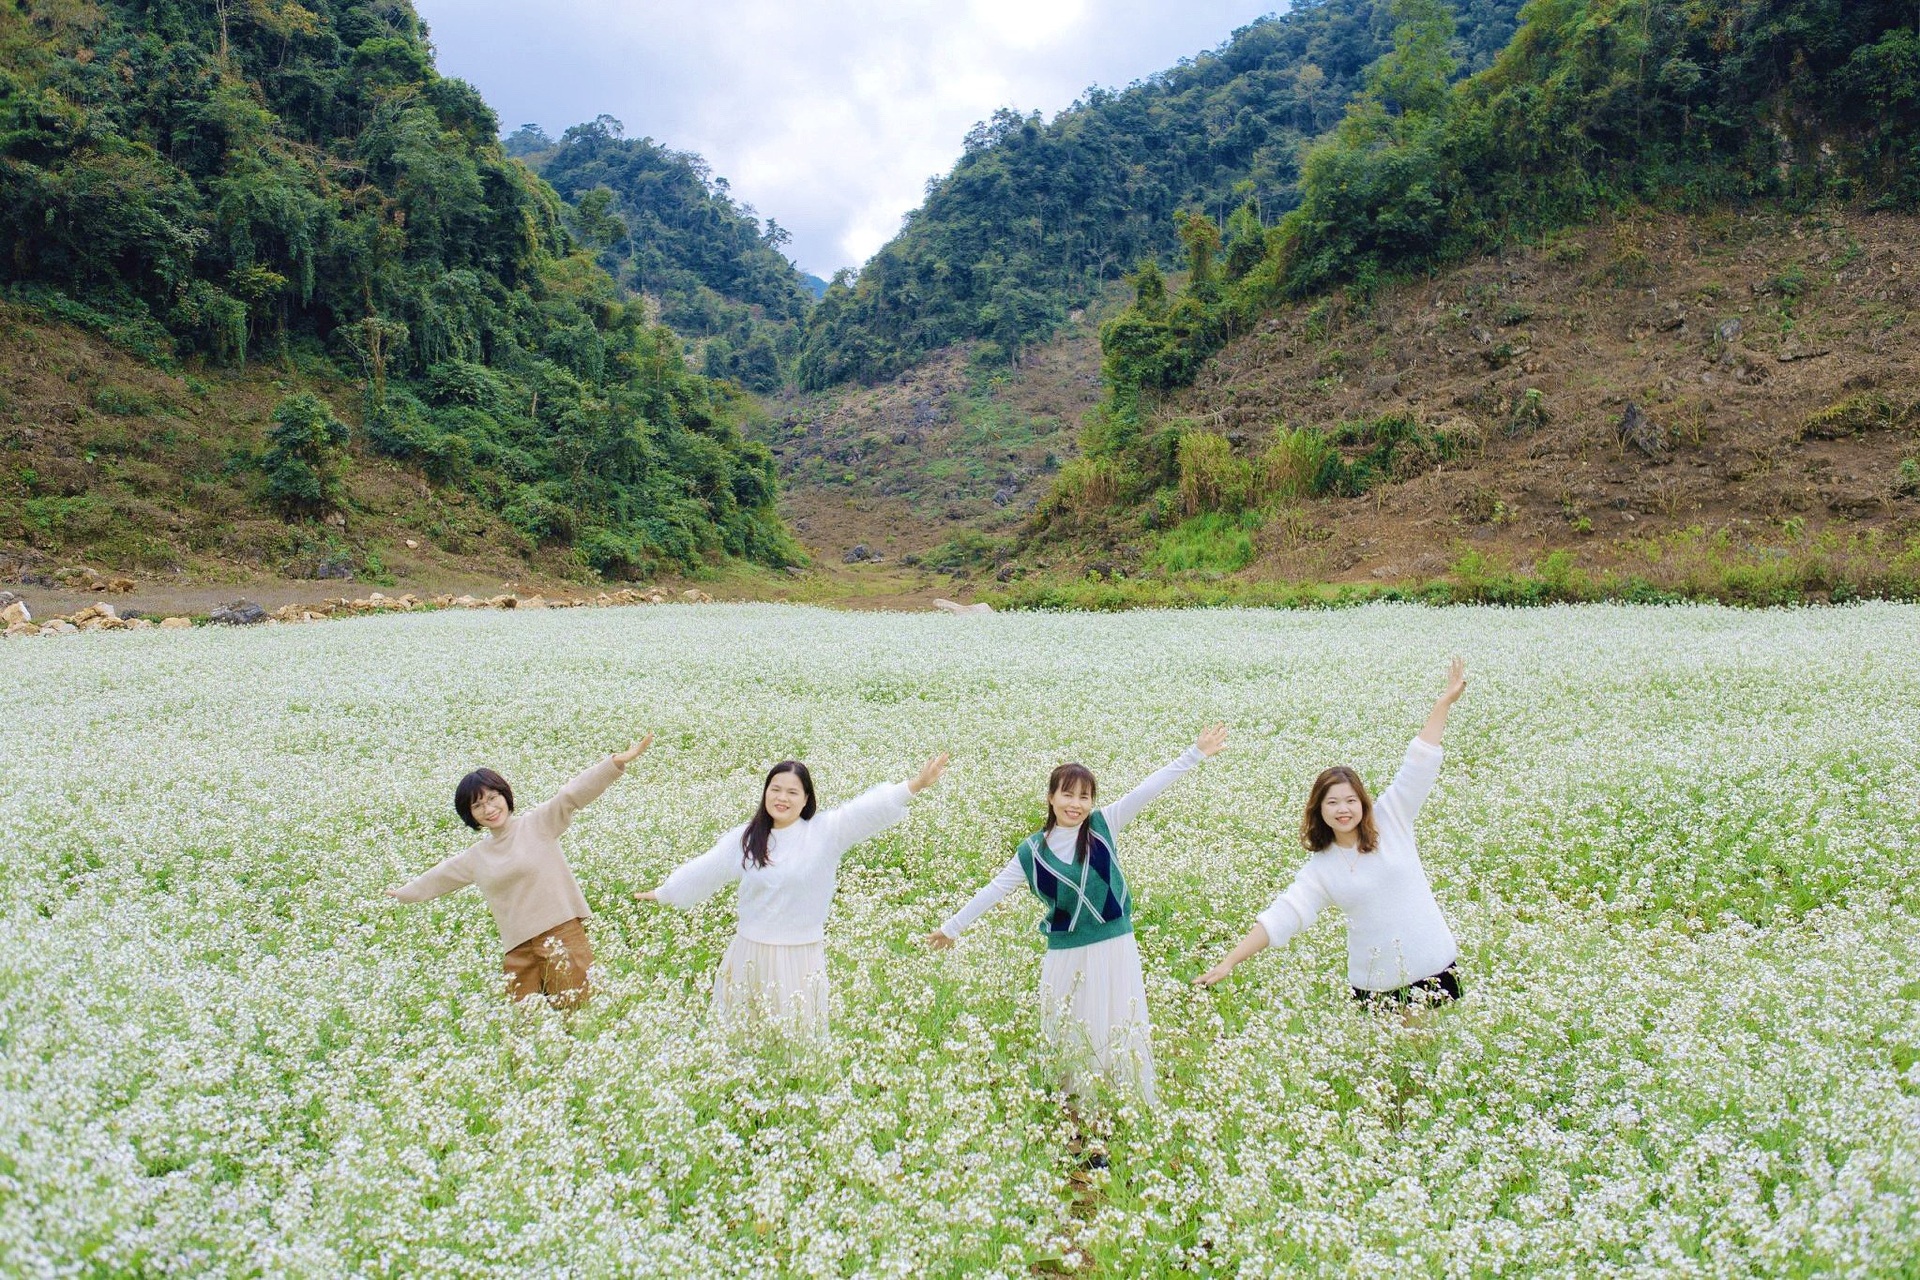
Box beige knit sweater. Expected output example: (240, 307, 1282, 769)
(395, 756, 624, 950)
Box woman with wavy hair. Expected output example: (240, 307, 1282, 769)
(1196, 658, 1468, 1005)
(635, 752, 948, 1037)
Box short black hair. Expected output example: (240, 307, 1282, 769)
(455, 768, 515, 829)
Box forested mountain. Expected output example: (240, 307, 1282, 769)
(794, 0, 1527, 389)
(509, 118, 816, 393)
(1021, 0, 1920, 596)
(0, 0, 793, 577)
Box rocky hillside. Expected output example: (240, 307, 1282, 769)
(1016, 208, 1920, 601)
(755, 314, 1107, 570)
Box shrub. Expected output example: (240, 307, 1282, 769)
(1050, 456, 1129, 516)
(263, 393, 348, 519)
(1176, 430, 1253, 515)
(1261, 429, 1333, 500)
(1147, 511, 1261, 575)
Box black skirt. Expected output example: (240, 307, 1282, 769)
(1351, 962, 1461, 1006)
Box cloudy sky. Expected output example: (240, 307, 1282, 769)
(416, 1, 1281, 278)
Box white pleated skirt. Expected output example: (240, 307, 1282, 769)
(1038, 931, 1158, 1106)
(712, 935, 830, 1038)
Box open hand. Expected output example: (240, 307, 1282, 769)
(1439, 656, 1468, 706)
(1193, 960, 1233, 987)
(909, 753, 951, 795)
(923, 930, 955, 951)
(1196, 723, 1229, 757)
(613, 734, 655, 766)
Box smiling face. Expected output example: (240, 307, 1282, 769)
(469, 787, 511, 831)
(1048, 781, 1095, 829)
(1320, 782, 1364, 840)
(1302, 765, 1377, 852)
(763, 771, 810, 829)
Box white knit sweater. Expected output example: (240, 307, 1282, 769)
(654, 782, 914, 944)
(1256, 737, 1458, 991)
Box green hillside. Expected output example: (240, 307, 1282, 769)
(0, 0, 794, 578)
(512, 117, 815, 393)
(1008, 0, 1920, 604)
(794, 0, 1527, 389)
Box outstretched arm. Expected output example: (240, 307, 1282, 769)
(1193, 863, 1330, 986)
(634, 828, 743, 908)
(1101, 724, 1228, 832)
(386, 851, 474, 903)
(1194, 923, 1270, 986)
(536, 735, 656, 835)
(1418, 658, 1467, 746)
(1378, 659, 1465, 827)
(817, 753, 950, 855)
(924, 854, 1024, 949)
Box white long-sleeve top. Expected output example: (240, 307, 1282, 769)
(939, 747, 1204, 939)
(1256, 736, 1457, 991)
(653, 782, 914, 945)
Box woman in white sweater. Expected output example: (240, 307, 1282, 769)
(925, 725, 1228, 1106)
(1196, 658, 1467, 1003)
(634, 753, 948, 1036)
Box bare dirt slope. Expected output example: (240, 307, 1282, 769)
(1157, 208, 1919, 584)
(756, 309, 1107, 565)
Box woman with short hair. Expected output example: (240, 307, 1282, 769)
(388, 736, 654, 1007)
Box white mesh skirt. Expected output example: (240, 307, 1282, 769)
(712, 935, 830, 1038)
(1038, 932, 1158, 1105)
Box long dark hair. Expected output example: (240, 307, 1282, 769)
(742, 760, 817, 867)
(1044, 762, 1099, 863)
(1303, 766, 1378, 852)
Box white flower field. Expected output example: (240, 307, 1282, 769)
(3, 602, 1918, 1277)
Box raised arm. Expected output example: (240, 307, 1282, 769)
(1194, 863, 1331, 986)
(532, 735, 654, 836)
(924, 855, 1025, 949)
(815, 754, 949, 857)
(1418, 658, 1467, 746)
(635, 828, 745, 908)
(1100, 725, 1227, 832)
(386, 850, 475, 903)
(1377, 659, 1465, 828)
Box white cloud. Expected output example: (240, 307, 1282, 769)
(418, 1, 1281, 276)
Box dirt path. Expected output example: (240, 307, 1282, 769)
(4, 560, 994, 622)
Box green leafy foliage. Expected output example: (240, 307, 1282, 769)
(1146, 510, 1262, 574)
(529, 116, 815, 392)
(0, 0, 794, 574)
(1055, 0, 1920, 535)
(795, 0, 1526, 388)
(1272, 0, 1920, 302)
(263, 392, 349, 517)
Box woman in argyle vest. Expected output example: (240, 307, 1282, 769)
(926, 724, 1229, 1105)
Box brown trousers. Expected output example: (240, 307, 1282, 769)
(502, 917, 594, 1008)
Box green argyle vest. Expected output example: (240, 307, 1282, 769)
(1015, 810, 1133, 951)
